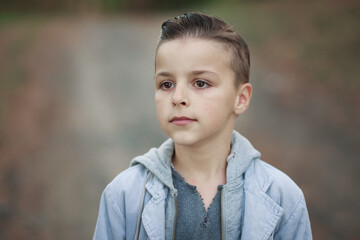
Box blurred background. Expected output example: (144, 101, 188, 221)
(0, 0, 359, 239)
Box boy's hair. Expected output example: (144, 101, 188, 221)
(157, 12, 250, 86)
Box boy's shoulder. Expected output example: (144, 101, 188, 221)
(243, 159, 309, 235)
(245, 159, 304, 201)
(106, 164, 148, 195)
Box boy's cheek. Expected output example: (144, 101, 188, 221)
(155, 91, 167, 101)
(155, 98, 166, 110)
(154, 95, 164, 106)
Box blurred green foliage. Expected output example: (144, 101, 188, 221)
(0, 0, 215, 12)
(0, 13, 24, 27)
(102, 0, 127, 11)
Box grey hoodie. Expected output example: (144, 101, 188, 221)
(93, 131, 312, 239)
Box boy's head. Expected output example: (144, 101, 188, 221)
(157, 12, 250, 87)
(154, 13, 252, 146)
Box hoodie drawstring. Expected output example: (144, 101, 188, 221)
(134, 171, 153, 240)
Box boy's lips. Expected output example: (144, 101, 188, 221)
(170, 116, 196, 126)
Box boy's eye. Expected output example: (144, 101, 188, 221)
(160, 81, 174, 90)
(194, 80, 209, 88)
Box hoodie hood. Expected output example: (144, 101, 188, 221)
(130, 130, 261, 193)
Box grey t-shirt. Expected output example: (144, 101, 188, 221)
(172, 167, 223, 240)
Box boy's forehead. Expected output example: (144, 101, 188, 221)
(157, 38, 229, 53)
(156, 38, 233, 71)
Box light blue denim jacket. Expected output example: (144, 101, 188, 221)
(93, 131, 312, 239)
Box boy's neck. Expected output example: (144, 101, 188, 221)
(172, 132, 232, 182)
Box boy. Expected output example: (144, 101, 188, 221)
(94, 12, 312, 239)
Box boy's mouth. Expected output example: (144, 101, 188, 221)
(170, 116, 196, 126)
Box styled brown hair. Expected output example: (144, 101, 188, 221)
(157, 12, 250, 86)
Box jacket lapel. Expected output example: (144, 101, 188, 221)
(141, 199, 165, 240)
(241, 188, 283, 239)
(140, 175, 166, 240)
(240, 159, 285, 240)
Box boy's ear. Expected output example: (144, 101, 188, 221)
(234, 83, 252, 115)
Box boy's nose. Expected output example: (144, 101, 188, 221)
(172, 85, 188, 106)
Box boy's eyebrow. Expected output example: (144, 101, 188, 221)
(155, 71, 173, 78)
(155, 70, 219, 78)
(191, 70, 218, 77)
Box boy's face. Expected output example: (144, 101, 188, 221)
(155, 38, 241, 147)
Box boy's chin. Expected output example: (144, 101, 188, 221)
(168, 132, 199, 147)
(169, 132, 213, 148)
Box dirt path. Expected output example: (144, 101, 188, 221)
(0, 15, 359, 239)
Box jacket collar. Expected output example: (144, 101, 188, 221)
(131, 130, 261, 193)
(226, 131, 261, 190)
(130, 138, 176, 194)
